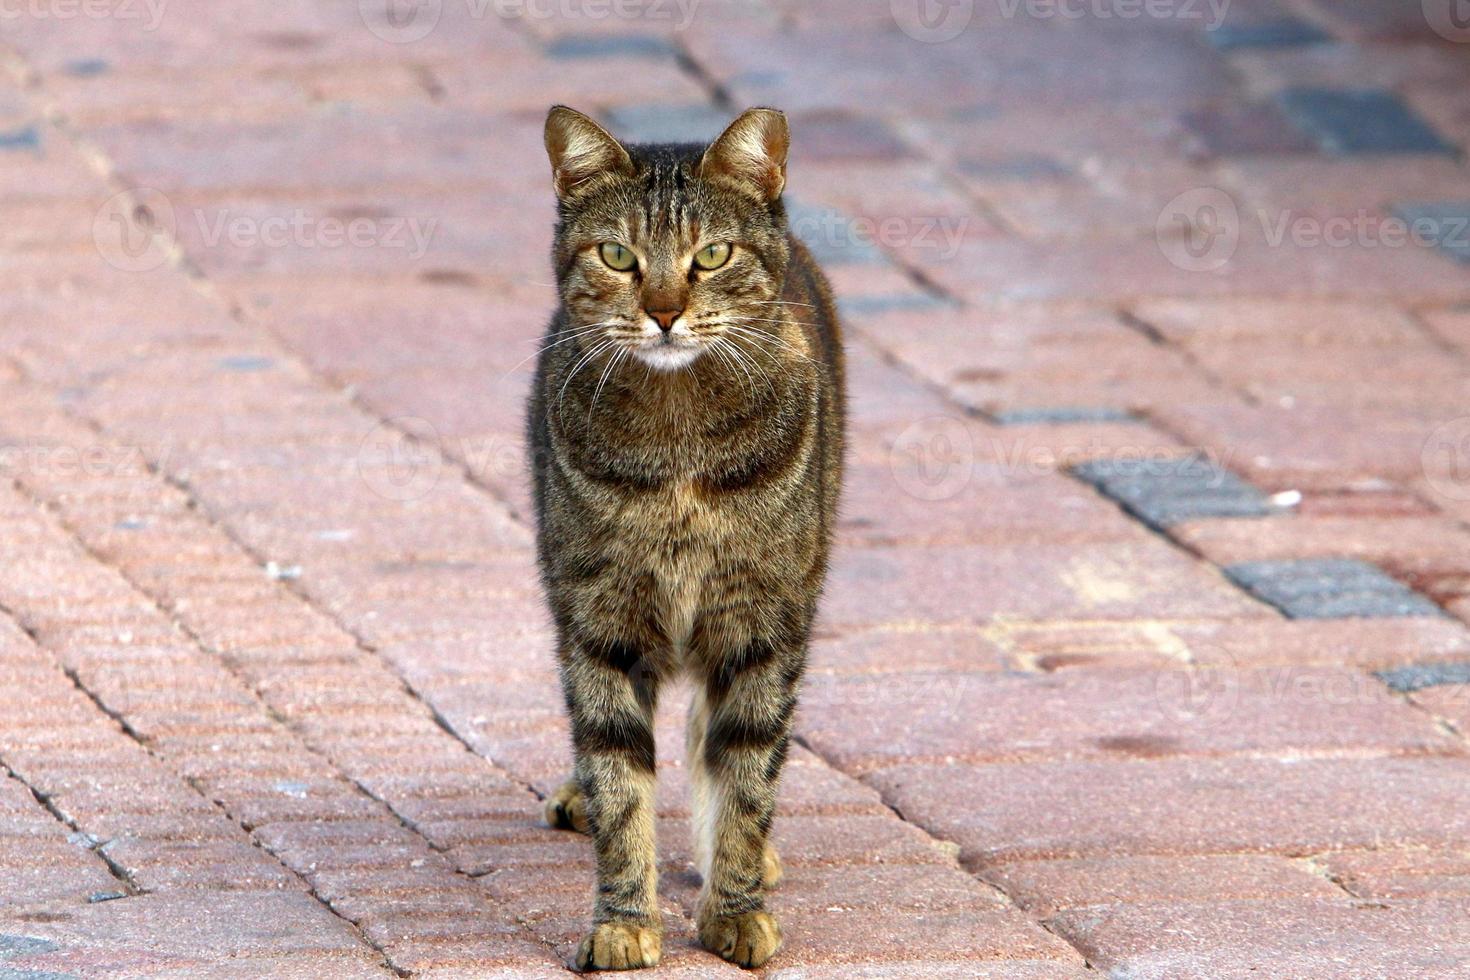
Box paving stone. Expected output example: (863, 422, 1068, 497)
(1180, 102, 1318, 156)
(991, 406, 1138, 426)
(0, 127, 40, 152)
(544, 33, 677, 60)
(868, 756, 1470, 867)
(983, 854, 1341, 915)
(602, 103, 729, 144)
(1207, 18, 1332, 50)
(1072, 455, 1273, 529)
(1376, 661, 1470, 693)
(1324, 849, 1470, 900)
(1391, 202, 1470, 264)
(1277, 88, 1456, 155)
(1225, 558, 1445, 619)
(1050, 898, 1470, 980)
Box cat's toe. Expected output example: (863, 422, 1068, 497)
(699, 910, 782, 968)
(761, 844, 783, 889)
(545, 778, 589, 834)
(573, 921, 661, 971)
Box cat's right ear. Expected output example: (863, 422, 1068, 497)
(544, 106, 634, 201)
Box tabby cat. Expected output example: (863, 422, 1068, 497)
(527, 105, 845, 971)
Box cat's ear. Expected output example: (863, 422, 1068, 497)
(699, 108, 789, 201)
(544, 105, 634, 201)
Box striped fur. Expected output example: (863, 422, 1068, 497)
(528, 107, 844, 971)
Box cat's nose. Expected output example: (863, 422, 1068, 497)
(647, 309, 683, 333)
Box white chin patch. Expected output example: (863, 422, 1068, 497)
(633, 345, 702, 372)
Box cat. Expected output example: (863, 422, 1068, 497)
(526, 105, 845, 971)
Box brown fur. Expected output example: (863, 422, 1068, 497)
(527, 106, 844, 971)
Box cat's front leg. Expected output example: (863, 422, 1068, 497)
(690, 633, 804, 969)
(561, 641, 663, 971)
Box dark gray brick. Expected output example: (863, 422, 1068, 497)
(1224, 558, 1445, 620)
(218, 355, 274, 372)
(992, 406, 1137, 426)
(838, 293, 950, 318)
(602, 104, 728, 145)
(0, 938, 58, 960)
(0, 127, 40, 152)
(1376, 661, 1470, 693)
(545, 34, 676, 60)
(1071, 455, 1271, 529)
(1391, 202, 1470, 264)
(1207, 18, 1330, 51)
(1277, 89, 1455, 156)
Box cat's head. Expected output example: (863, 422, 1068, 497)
(543, 105, 791, 372)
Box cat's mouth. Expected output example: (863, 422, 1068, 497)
(629, 320, 703, 372)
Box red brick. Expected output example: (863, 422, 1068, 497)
(1324, 849, 1470, 900)
(869, 756, 1470, 867)
(983, 854, 1341, 915)
(1050, 898, 1470, 980)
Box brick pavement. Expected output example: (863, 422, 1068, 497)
(2, 1, 1470, 976)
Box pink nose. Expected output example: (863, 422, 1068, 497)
(647, 309, 683, 332)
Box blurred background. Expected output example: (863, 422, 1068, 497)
(5, 1, 1470, 977)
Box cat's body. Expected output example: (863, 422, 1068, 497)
(526, 107, 844, 970)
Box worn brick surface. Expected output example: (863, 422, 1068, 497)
(4, 3, 1470, 977)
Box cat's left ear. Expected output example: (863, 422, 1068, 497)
(699, 108, 789, 202)
(544, 105, 635, 201)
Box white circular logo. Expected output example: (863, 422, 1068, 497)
(1152, 650, 1239, 725)
(93, 187, 175, 273)
(357, 416, 443, 501)
(359, 0, 442, 44)
(889, 415, 974, 501)
(1156, 187, 1240, 273)
(1423, 0, 1470, 43)
(891, 0, 974, 42)
(1423, 417, 1470, 502)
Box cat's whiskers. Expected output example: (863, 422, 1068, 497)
(721, 322, 815, 363)
(588, 347, 629, 423)
(558, 338, 620, 410)
(501, 321, 626, 378)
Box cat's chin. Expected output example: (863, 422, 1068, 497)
(633, 345, 703, 372)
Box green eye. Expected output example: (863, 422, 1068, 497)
(599, 242, 637, 271)
(692, 242, 732, 271)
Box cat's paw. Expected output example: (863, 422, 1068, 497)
(545, 778, 589, 834)
(698, 910, 782, 968)
(573, 921, 661, 971)
(761, 844, 783, 889)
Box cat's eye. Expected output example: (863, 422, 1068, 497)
(599, 242, 637, 272)
(692, 242, 732, 271)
